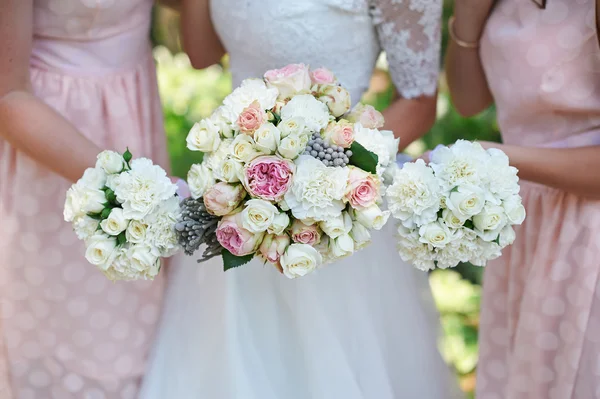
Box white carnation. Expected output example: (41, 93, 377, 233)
(64, 184, 86, 222)
(484, 148, 520, 203)
(223, 78, 278, 119)
(430, 140, 489, 191)
(79, 167, 107, 190)
(143, 196, 181, 257)
(280, 94, 331, 132)
(396, 226, 436, 272)
(209, 105, 237, 138)
(73, 216, 98, 241)
(204, 139, 233, 171)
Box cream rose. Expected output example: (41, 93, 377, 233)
(100, 208, 129, 236)
(214, 157, 244, 183)
(277, 134, 305, 160)
(187, 163, 216, 198)
(126, 220, 147, 244)
(353, 204, 390, 230)
(186, 119, 221, 153)
(473, 204, 506, 234)
(264, 64, 312, 99)
(280, 243, 323, 279)
(278, 117, 307, 138)
(267, 212, 290, 235)
(442, 208, 464, 229)
(418, 222, 454, 248)
(344, 103, 385, 129)
(85, 234, 118, 269)
(323, 120, 354, 149)
(127, 245, 160, 278)
(446, 185, 486, 220)
(319, 212, 352, 239)
(253, 123, 281, 154)
(331, 233, 355, 259)
(315, 84, 352, 117)
(241, 199, 279, 233)
(203, 182, 246, 216)
(81, 187, 108, 215)
(259, 234, 290, 265)
(503, 195, 526, 225)
(96, 150, 125, 174)
(350, 220, 371, 249)
(79, 167, 107, 190)
(64, 185, 86, 222)
(232, 134, 261, 163)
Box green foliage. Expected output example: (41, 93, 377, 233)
(349, 141, 379, 174)
(222, 249, 254, 271)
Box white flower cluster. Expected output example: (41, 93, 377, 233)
(385, 140, 526, 271)
(64, 150, 180, 281)
(185, 64, 395, 278)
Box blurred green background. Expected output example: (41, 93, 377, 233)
(151, 2, 499, 397)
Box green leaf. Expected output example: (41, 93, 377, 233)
(105, 188, 117, 204)
(349, 141, 378, 174)
(451, 186, 459, 193)
(222, 249, 254, 271)
(116, 231, 127, 246)
(463, 220, 474, 230)
(100, 208, 112, 220)
(123, 148, 133, 163)
(493, 236, 500, 245)
(88, 212, 102, 221)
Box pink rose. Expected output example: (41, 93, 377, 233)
(203, 182, 246, 216)
(345, 166, 380, 208)
(264, 64, 312, 99)
(237, 100, 265, 134)
(290, 219, 322, 246)
(310, 67, 336, 85)
(259, 233, 290, 265)
(216, 212, 265, 256)
(345, 103, 385, 129)
(243, 155, 295, 201)
(315, 84, 351, 117)
(323, 120, 354, 148)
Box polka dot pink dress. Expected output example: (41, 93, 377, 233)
(0, 1, 167, 397)
(477, 1, 600, 398)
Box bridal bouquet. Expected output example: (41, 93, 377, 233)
(180, 64, 398, 278)
(64, 149, 181, 281)
(386, 140, 526, 271)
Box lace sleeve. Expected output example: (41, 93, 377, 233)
(370, 0, 442, 99)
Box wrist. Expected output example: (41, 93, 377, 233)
(453, 9, 489, 43)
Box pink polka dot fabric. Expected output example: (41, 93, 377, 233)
(0, 1, 167, 397)
(477, 1, 600, 398)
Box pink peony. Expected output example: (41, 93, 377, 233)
(237, 100, 265, 134)
(216, 212, 265, 256)
(310, 67, 336, 85)
(345, 166, 380, 208)
(259, 234, 290, 265)
(290, 219, 322, 246)
(264, 64, 312, 99)
(323, 120, 354, 148)
(243, 155, 295, 201)
(203, 182, 246, 216)
(345, 103, 385, 129)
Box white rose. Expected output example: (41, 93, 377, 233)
(330, 233, 355, 259)
(473, 204, 506, 241)
(280, 94, 331, 133)
(498, 225, 516, 247)
(64, 185, 85, 222)
(446, 184, 486, 220)
(126, 220, 147, 244)
(214, 157, 244, 183)
(127, 245, 161, 279)
(278, 117, 307, 138)
(316, 84, 351, 117)
(85, 234, 118, 269)
(241, 199, 279, 233)
(100, 208, 129, 236)
(264, 64, 312, 99)
(253, 123, 281, 154)
(354, 204, 390, 230)
(73, 216, 98, 241)
(209, 105, 236, 138)
(442, 208, 464, 229)
(277, 134, 305, 160)
(350, 220, 371, 249)
(267, 212, 290, 235)
(319, 212, 352, 239)
(280, 243, 323, 279)
(187, 163, 215, 199)
(278, 198, 290, 211)
(96, 150, 125, 174)
(503, 195, 526, 225)
(232, 134, 261, 163)
(80, 187, 107, 215)
(418, 221, 454, 248)
(204, 139, 233, 171)
(186, 119, 221, 153)
(79, 167, 107, 190)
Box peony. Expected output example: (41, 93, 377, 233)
(503, 194, 526, 225)
(243, 155, 295, 201)
(319, 212, 352, 239)
(214, 157, 244, 184)
(290, 219, 322, 245)
(259, 234, 290, 265)
(278, 117, 307, 138)
(187, 163, 215, 199)
(96, 150, 125, 174)
(187, 119, 221, 153)
(237, 100, 265, 134)
(100, 208, 129, 236)
(353, 204, 390, 230)
(473, 204, 507, 241)
(216, 212, 264, 256)
(345, 166, 380, 208)
(353, 123, 399, 176)
(284, 156, 348, 221)
(264, 64, 312, 99)
(85, 233, 118, 269)
(209, 105, 236, 138)
(253, 123, 281, 154)
(267, 212, 290, 235)
(79, 167, 107, 190)
(73, 216, 98, 241)
(418, 221, 455, 248)
(231, 134, 261, 163)
(203, 182, 246, 216)
(310, 67, 336, 85)
(277, 134, 306, 160)
(241, 199, 279, 233)
(280, 243, 322, 279)
(223, 78, 278, 119)
(350, 220, 371, 249)
(280, 94, 331, 133)
(315, 84, 351, 117)
(344, 103, 385, 129)
(330, 233, 355, 259)
(385, 159, 441, 228)
(322, 120, 354, 148)
(126, 220, 147, 244)
(446, 184, 486, 221)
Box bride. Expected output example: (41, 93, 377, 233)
(141, 0, 462, 398)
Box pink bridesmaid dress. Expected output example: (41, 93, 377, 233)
(477, 1, 600, 398)
(0, 0, 167, 397)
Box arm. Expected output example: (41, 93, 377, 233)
(371, 0, 442, 151)
(180, 0, 225, 70)
(444, 1, 495, 117)
(481, 142, 600, 199)
(158, 0, 180, 11)
(0, 0, 101, 183)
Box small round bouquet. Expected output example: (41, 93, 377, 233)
(181, 64, 398, 278)
(385, 140, 526, 271)
(64, 149, 181, 281)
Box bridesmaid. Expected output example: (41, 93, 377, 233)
(0, 1, 176, 397)
(445, 0, 600, 397)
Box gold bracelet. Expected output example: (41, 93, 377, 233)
(449, 16, 480, 49)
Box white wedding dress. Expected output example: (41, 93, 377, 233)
(141, 0, 462, 398)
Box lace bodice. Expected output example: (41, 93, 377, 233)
(210, 0, 442, 102)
